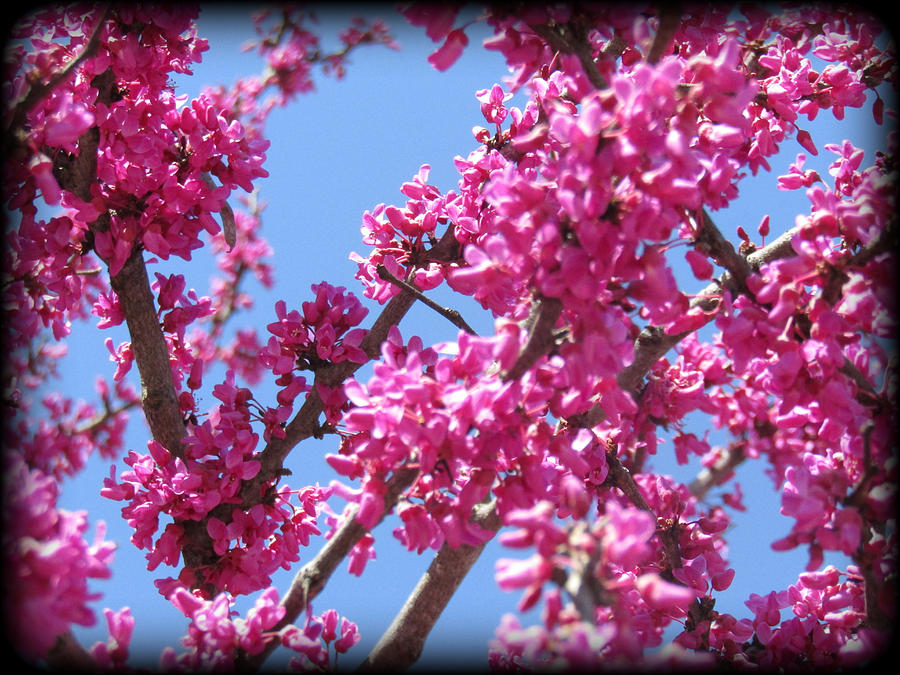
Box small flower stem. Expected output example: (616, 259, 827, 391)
(527, 22, 608, 90)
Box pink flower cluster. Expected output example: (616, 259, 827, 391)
(2, 210, 107, 353)
(102, 370, 331, 596)
(161, 586, 358, 671)
(729, 565, 878, 668)
(489, 473, 739, 667)
(330, 323, 618, 547)
(11, 376, 136, 480)
(350, 164, 461, 304)
(2, 452, 116, 661)
(89, 607, 135, 669)
(260, 282, 369, 427)
(280, 606, 361, 670)
(391, 2, 893, 669)
(8, 7, 267, 275)
(447, 43, 758, 330)
(264, 283, 369, 374)
(331, 326, 522, 545)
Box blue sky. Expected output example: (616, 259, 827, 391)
(43, 4, 892, 669)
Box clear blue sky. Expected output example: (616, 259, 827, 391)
(46, 5, 889, 669)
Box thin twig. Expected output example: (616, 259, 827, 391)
(527, 22, 608, 90)
(73, 399, 138, 436)
(376, 264, 478, 336)
(688, 444, 747, 500)
(46, 631, 97, 671)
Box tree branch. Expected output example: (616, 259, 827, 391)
(357, 500, 501, 671)
(694, 208, 754, 298)
(646, 4, 681, 64)
(109, 246, 187, 459)
(500, 296, 563, 381)
(376, 264, 478, 336)
(560, 542, 607, 622)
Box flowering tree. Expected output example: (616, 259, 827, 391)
(2, 2, 897, 671)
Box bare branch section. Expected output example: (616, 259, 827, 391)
(376, 263, 478, 336)
(561, 543, 606, 622)
(109, 247, 187, 458)
(694, 208, 754, 297)
(358, 500, 501, 671)
(46, 631, 96, 671)
(646, 4, 681, 64)
(500, 296, 563, 381)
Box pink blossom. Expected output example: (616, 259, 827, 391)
(599, 501, 656, 570)
(348, 532, 376, 576)
(2, 453, 116, 660)
(90, 607, 134, 668)
(634, 573, 698, 614)
(477, 84, 514, 126)
(400, 4, 462, 42)
(685, 248, 714, 280)
(428, 29, 469, 71)
(42, 91, 95, 148)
